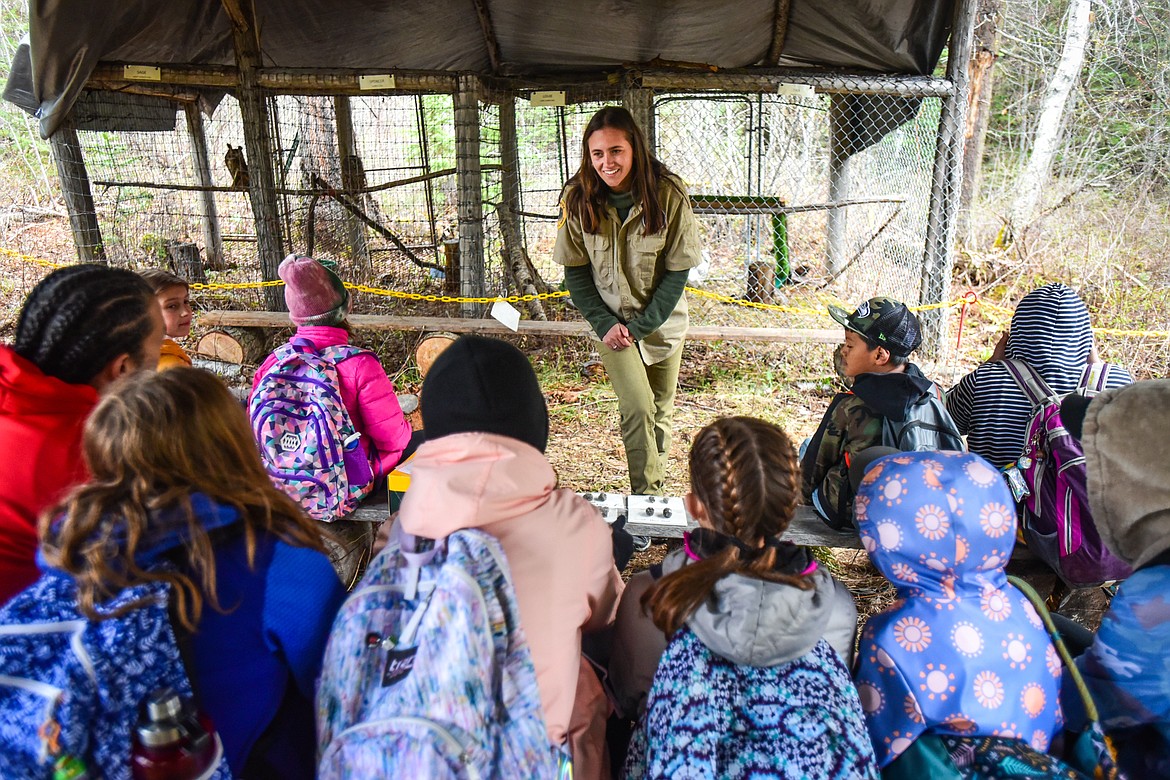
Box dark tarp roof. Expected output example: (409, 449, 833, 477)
(8, 0, 955, 137)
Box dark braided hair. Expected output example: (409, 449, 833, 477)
(644, 416, 811, 637)
(14, 264, 157, 385)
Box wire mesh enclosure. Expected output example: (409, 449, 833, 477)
(48, 68, 964, 342)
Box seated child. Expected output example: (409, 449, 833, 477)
(622, 416, 876, 779)
(802, 296, 956, 529)
(0, 264, 163, 604)
(397, 335, 624, 779)
(139, 268, 194, 370)
(9, 368, 346, 778)
(945, 282, 1131, 468)
(250, 254, 415, 484)
(1067, 379, 1170, 778)
(852, 451, 1062, 772)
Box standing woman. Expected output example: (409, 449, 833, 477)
(554, 106, 702, 495)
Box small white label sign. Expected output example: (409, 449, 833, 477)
(776, 83, 815, 98)
(490, 299, 521, 332)
(530, 90, 566, 107)
(359, 74, 396, 91)
(124, 65, 162, 81)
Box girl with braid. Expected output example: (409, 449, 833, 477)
(0, 264, 164, 603)
(612, 417, 876, 779)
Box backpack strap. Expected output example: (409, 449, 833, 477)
(1079, 363, 1112, 396)
(1007, 576, 1113, 746)
(1002, 359, 1055, 406)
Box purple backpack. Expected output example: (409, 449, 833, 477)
(249, 337, 374, 522)
(1003, 359, 1132, 588)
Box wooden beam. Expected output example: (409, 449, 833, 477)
(454, 75, 485, 317)
(87, 63, 457, 94)
(220, 0, 285, 310)
(334, 96, 370, 267)
(49, 118, 106, 263)
(184, 104, 224, 270)
(765, 0, 792, 65)
(197, 310, 841, 344)
(469, 0, 503, 75)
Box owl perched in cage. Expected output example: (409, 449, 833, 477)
(225, 144, 250, 190)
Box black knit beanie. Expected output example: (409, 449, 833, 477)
(421, 335, 549, 453)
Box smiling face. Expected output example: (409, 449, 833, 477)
(588, 126, 634, 193)
(157, 284, 193, 339)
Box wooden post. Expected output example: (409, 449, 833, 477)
(957, 0, 1002, 245)
(919, 0, 978, 355)
(442, 238, 460, 296)
(49, 118, 106, 263)
(496, 202, 546, 320)
(454, 74, 485, 317)
(167, 240, 207, 284)
(333, 96, 371, 270)
(221, 0, 285, 311)
(622, 83, 656, 152)
(184, 103, 225, 271)
(825, 96, 851, 275)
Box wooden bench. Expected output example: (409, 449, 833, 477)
(196, 310, 840, 363)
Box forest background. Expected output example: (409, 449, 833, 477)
(0, 0, 1166, 610)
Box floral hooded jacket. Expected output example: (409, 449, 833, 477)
(852, 451, 1062, 768)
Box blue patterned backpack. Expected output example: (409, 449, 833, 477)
(0, 572, 231, 779)
(249, 337, 374, 522)
(316, 527, 563, 779)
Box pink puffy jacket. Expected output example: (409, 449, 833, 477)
(251, 326, 413, 479)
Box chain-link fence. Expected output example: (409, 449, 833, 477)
(40, 71, 960, 338)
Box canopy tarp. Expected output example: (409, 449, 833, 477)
(8, 0, 955, 138)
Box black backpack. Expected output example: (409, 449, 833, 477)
(881, 386, 965, 453)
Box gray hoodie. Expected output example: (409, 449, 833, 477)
(608, 548, 858, 718)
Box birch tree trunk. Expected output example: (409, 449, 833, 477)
(1007, 0, 1091, 238)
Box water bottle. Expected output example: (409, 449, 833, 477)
(130, 688, 218, 780)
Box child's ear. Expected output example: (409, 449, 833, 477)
(684, 492, 713, 529)
(90, 353, 135, 393)
(872, 346, 892, 366)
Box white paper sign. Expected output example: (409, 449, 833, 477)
(359, 74, 396, 90)
(530, 90, 567, 107)
(490, 298, 521, 332)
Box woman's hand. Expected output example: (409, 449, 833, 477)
(603, 323, 634, 351)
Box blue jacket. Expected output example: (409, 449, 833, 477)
(65, 495, 344, 778)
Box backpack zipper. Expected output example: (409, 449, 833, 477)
(331, 715, 481, 779)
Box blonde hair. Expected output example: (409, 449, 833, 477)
(40, 368, 328, 631)
(644, 416, 812, 637)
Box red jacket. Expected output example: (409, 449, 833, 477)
(0, 346, 97, 604)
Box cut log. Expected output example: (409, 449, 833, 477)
(195, 326, 270, 364)
(416, 332, 457, 378)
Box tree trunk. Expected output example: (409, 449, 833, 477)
(957, 0, 1002, 245)
(1007, 0, 1091, 239)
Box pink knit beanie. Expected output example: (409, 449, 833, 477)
(279, 254, 350, 326)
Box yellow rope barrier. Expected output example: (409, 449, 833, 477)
(2, 246, 1167, 337)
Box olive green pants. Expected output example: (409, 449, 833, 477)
(597, 342, 683, 495)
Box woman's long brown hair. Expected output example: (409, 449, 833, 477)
(40, 368, 329, 631)
(643, 416, 811, 637)
(561, 105, 684, 235)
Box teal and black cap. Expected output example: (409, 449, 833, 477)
(827, 297, 922, 357)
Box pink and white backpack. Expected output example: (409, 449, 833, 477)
(249, 337, 374, 522)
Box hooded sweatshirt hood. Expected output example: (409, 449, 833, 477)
(853, 451, 1061, 767)
(659, 548, 854, 667)
(0, 346, 97, 417)
(850, 362, 935, 422)
(1083, 379, 1170, 570)
(1005, 282, 1093, 378)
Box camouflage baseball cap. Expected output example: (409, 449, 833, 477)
(827, 297, 922, 357)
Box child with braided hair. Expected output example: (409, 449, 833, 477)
(613, 416, 875, 779)
(0, 264, 164, 604)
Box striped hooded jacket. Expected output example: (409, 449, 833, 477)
(944, 283, 1132, 468)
